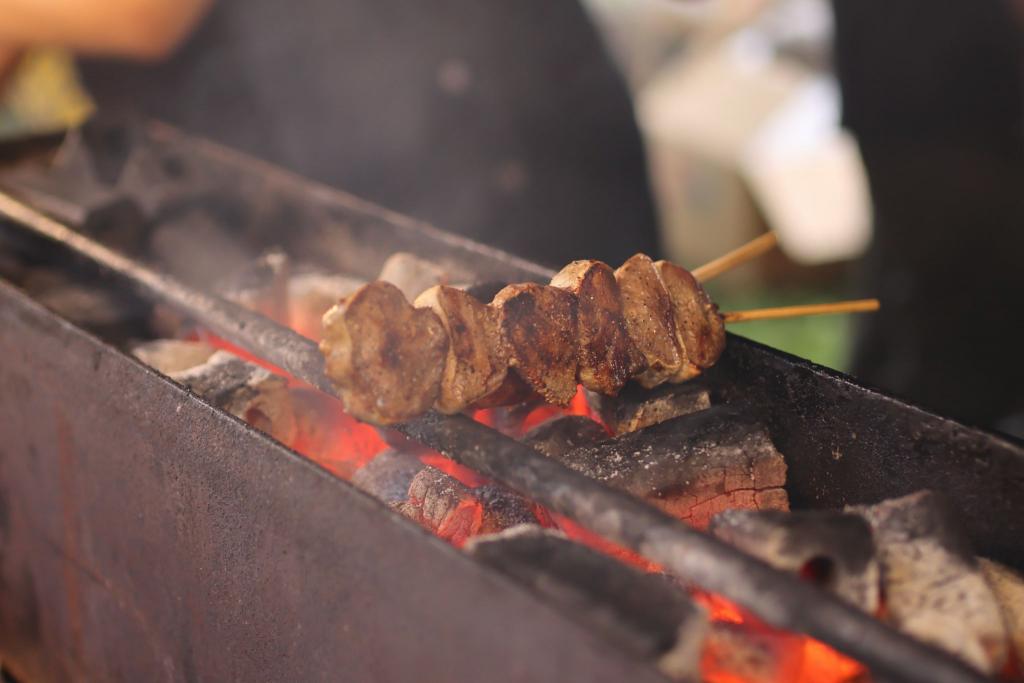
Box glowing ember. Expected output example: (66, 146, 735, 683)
(419, 452, 488, 488)
(290, 388, 387, 478)
(552, 514, 663, 574)
(696, 593, 867, 683)
(194, 330, 297, 380)
(472, 385, 606, 438)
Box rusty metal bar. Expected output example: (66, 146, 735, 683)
(0, 190, 988, 683)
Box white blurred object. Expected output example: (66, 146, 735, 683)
(743, 77, 871, 265)
(636, 2, 871, 271)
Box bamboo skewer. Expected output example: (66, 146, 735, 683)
(692, 232, 779, 282)
(721, 299, 880, 323)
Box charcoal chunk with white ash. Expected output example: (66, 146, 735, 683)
(702, 622, 807, 683)
(586, 380, 711, 436)
(849, 490, 1009, 674)
(709, 509, 879, 613)
(466, 526, 708, 682)
(523, 415, 609, 458)
(351, 449, 425, 506)
(131, 339, 216, 375)
(169, 350, 297, 446)
(551, 407, 788, 528)
(979, 557, 1024, 662)
(396, 467, 541, 545)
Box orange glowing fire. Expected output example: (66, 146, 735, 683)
(193, 310, 870, 683)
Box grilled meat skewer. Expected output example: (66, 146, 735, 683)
(320, 255, 726, 425)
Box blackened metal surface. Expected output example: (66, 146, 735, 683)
(706, 336, 1024, 569)
(0, 281, 668, 683)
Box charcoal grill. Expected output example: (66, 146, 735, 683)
(1, 118, 1022, 683)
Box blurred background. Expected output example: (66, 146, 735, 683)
(1, 0, 1022, 435)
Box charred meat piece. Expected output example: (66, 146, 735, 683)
(550, 260, 646, 395)
(320, 281, 449, 425)
(414, 285, 509, 413)
(614, 254, 685, 388)
(492, 283, 579, 406)
(655, 261, 726, 378)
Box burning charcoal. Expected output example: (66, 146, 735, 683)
(351, 450, 425, 506)
(398, 467, 481, 545)
(466, 526, 708, 681)
(587, 381, 711, 436)
(378, 251, 449, 300)
(467, 372, 539, 414)
(131, 339, 217, 375)
(702, 622, 805, 683)
(475, 484, 540, 533)
(171, 351, 297, 445)
(979, 558, 1024, 662)
(287, 269, 366, 338)
(551, 407, 788, 528)
(216, 249, 290, 324)
(848, 491, 1009, 673)
(523, 415, 609, 458)
(289, 388, 387, 478)
(709, 510, 880, 613)
(397, 467, 543, 546)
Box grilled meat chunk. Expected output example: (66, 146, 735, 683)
(655, 261, 726, 379)
(614, 254, 685, 388)
(320, 281, 448, 425)
(414, 285, 509, 413)
(551, 260, 646, 395)
(492, 283, 579, 406)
